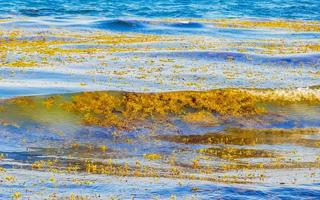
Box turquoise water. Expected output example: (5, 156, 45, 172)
(0, 0, 319, 20)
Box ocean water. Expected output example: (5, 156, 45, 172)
(0, 0, 319, 20)
(0, 1, 320, 200)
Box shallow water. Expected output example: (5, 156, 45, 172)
(0, 17, 319, 98)
(0, 91, 320, 199)
(0, 0, 320, 199)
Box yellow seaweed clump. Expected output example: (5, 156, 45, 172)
(62, 89, 263, 129)
(144, 153, 162, 160)
(63, 92, 127, 128)
(212, 19, 320, 32)
(182, 111, 219, 126)
(199, 147, 274, 160)
(157, 127, 320, 147)
(12, 192, 21, 200)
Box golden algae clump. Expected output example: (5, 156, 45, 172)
(182, 111, 219, 126)
(100, 145, 108, 152)
(32, 160, 46, 170)
(0, 167, 6, 172)
(259, 42, 320, 54)
(69, 193, 89, 200)
(12, 192, 21, 200)
(5, 175, 16, 183)
(157, 127, 320, 147)
(42, 96, 57, 109)
(6, 60, 37, 68)
(211, 19, 320, 32)
(4, 88, 318, 129)
(62, 89, 263, 128)
(62, 92, 127, 128)
(144, 153, 162, 160)
(199, 147, 274, 160)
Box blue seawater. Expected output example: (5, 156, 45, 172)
(0, 0, 319, 20)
